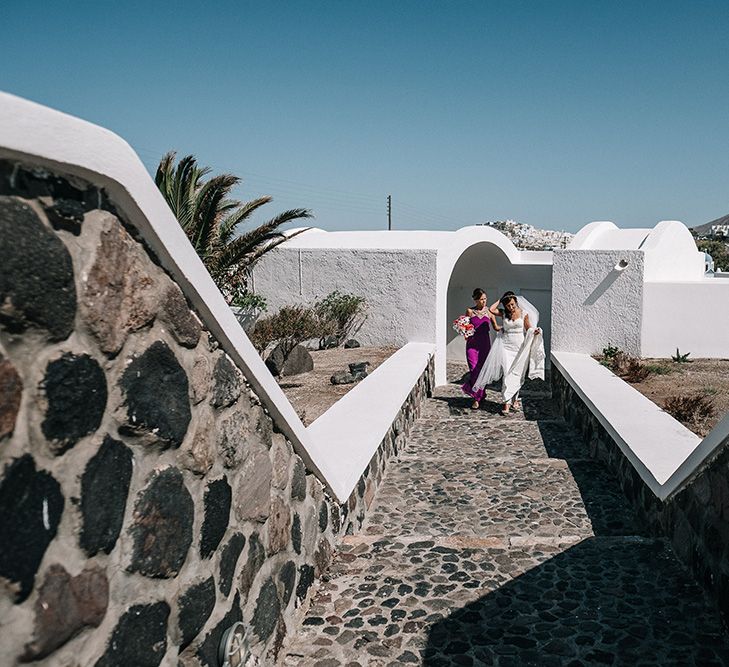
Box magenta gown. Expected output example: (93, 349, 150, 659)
(461, 313, 492, 401)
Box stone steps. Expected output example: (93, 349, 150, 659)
(282, 378, 729, 665)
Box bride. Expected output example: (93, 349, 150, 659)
(472, 292, 545, 415)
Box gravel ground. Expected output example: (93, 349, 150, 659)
(277, 346, 400, 425)
(625, 358, 729, 436)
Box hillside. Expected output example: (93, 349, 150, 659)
(691, 213, 729, 237)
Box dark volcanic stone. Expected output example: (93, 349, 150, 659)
(128, 468, 193, 578)
(80, 435, 133, 556)
(0, 161, 99, 207)
(159, 284, 201, 348)
(95, 601, 169, 667)
(292, 513, 302, 554)
(344, 339, 361, 349)
(0, 454, 64, 602)
(44, 198, 85, 235)
(0, 354, 22, 439)
(239, 532, 265, 595)
(197, 593, 242, 666)
(296, 564, 316, 602)
(200, 476, 232, 559)
(211, 354, 241, 408)
(252, 577, 281, 641)
(319, 502, 329, 532)
(178, 577, 216, 651)
(279, 561, 297, 606)
(291, 457, 307, 501)
(266, 343, 313, 377)
(41, 353, 107, 453)
(319, 335, 339, 350)
(219, 533, 246, 596)
(0, 196, 76, 340)
(120, 341, 191, 448)
(330, 371, 357, 385)
(22, 564, 108, 660)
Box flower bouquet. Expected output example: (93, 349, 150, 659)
(452, 315, 475, 338)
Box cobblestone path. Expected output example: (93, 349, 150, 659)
(283, 368, 729, 666)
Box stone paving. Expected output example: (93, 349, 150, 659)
(282, 366, 729, 666)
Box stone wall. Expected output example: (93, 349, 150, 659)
(552, 368, 729, 627)
(0, 159, 434, 666)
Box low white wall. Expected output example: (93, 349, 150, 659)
(552, 352, 699, 499)
(551, 249, 645, 356)
(253, 247, 438, 346)
(553, 351, 729, 502)
(308, 343, 434, 499)
(642, 280, 729, 358)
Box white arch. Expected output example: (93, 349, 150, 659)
(434, 227, 551, 384)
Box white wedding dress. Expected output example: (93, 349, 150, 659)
(472, 302, 545, 403)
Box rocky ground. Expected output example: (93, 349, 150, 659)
(281, 363, 729, 665)
(277, 347, 399, 425)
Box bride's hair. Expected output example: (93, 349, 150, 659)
(472, 288, 486, 300)
(500, 291, 517, 305)
(500, 292, 520, 318)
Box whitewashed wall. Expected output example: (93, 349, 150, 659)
(253, 248, 438, 346)
(642, 280, 729, 358)
(551, 249, 645, 356)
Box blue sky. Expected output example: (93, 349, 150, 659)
(2, 2, 728, 232)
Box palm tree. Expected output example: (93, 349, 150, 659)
(155, 152, 312, 303)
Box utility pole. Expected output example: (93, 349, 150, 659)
(387, 195, 392, 230)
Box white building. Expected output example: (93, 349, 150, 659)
(255, 218, 729, 376)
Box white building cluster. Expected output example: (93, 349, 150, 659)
(481, 220, 573, 250)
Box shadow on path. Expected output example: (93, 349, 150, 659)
(423, 538, 729, 666)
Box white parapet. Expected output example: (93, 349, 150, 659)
(552, 351, 729, 501)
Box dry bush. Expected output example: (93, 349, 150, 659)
(249, 305, 331, 354)
(609, 353, 651, 383)
(663, 394, 716, 436)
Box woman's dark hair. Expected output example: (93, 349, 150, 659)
(500, 291, 517, 306)
(472, 288, 486, 300)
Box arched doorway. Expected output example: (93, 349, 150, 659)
(443, 241, 552, 383)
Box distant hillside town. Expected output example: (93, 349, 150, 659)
(691, 213, 729, 239)
(480, 220, 573, 251)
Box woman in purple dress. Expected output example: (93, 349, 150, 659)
(461, 288, 500, 409)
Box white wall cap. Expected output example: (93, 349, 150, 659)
(640, 220, 704, 282)
(551, 351, 700, 499)
(307, 343, 434, 501)
(568, 221, 618, 249)
(273, 223, 553, 267)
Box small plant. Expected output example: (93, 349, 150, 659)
(314, 291, 366, 345)
(663, 394, 716, 435)
(602, 345, 621, 360)
(671, 348, 691, 363)
(644, 363, 675, 376)
(230, 289, 268, 312)
(608, 352, 651, 383)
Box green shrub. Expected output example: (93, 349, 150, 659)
(602, 345, 622, 360)
(671, 348, 691, 363)
(230, 289, 267, 311)
(314, 291, 366, 344)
